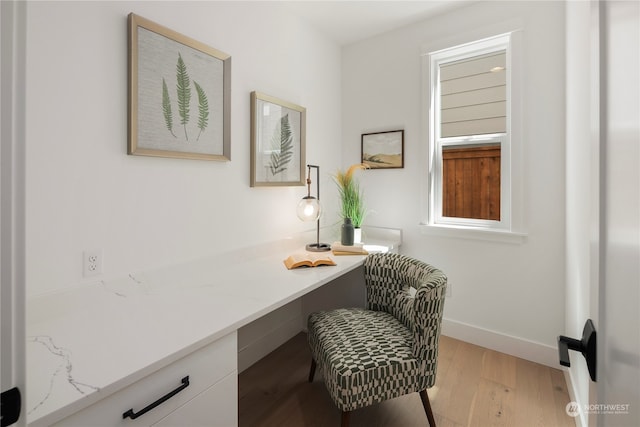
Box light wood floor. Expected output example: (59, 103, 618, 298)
(238, 332, 576, 427)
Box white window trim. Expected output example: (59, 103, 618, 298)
(420, 29, 526, 243)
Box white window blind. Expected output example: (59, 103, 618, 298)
(440, 51, 506, 138)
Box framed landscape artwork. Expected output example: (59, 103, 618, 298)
(128, 13, 231, 161)
(250, 91, 306, 187)
(361, 130, 404, 169)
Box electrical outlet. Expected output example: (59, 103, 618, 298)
(446, 282, 452, 298)
(83, 250, 103, 277)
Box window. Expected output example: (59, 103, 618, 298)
(427, 33, 516, 233)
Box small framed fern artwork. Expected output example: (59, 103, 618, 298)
(250, 92, 306, 187)
(128, 13, 231, 161)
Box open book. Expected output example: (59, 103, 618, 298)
(284, 252, 337, 270)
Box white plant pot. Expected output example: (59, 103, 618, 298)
(354, 228, 362, 244)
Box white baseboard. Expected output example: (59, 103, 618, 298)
(442, 318, 561, 369)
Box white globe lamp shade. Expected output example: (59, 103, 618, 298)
(296, 196, 321, 222)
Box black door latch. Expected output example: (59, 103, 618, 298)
(558, 318, 597, 382)
(1, 387, 21, 427)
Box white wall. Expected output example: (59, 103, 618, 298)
(565, 1, 595, 423)
(25, 1, 342, 297)
(342, 1, 566, 364)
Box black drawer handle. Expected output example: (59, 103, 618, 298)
(122, 376, 189, 420)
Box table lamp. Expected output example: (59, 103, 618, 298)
(296, 164, 331, 252)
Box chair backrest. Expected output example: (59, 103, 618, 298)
(364, 253, 447, 364)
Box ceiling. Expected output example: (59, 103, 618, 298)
(281, 1, 473, 45)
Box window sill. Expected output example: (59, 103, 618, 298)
(418, 223, 527, 244)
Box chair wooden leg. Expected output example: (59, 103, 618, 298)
(341, 410, 350, 427)
(308, 358, 316, 383)
(420, 389, 436, 427)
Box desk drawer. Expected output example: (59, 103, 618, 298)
(53, 332, 237, 426)
(152, 372, 237, 426)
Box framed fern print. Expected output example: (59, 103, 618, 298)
(128, 13, 231, 161)
(250, 92, 306, 187)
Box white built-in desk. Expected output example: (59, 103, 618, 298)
(26, 228, 401, 426)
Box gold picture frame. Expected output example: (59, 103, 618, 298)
(128, 13, 231, 161)
(250, 91, 306, 187)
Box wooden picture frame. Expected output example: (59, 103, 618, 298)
(128, 13, 231, 161)
(250, 91, 306, 187)
(361, 130, 404, 169)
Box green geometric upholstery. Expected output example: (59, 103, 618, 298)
(307, 253, 447, 416)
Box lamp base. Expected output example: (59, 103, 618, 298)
(306, 242, 331, 252)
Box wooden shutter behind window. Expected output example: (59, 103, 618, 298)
(442, 144, 501, 220)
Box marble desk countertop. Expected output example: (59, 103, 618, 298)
(27, 229, 400, 426)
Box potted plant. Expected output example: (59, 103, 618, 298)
(334, 164, 368, 243)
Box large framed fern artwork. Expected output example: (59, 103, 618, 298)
(250, 92, 306, 187)
(128, 13, 231, 161)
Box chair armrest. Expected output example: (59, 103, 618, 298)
(412, 270, 447, 360)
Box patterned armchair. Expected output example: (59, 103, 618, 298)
(307, 253, 447, 427)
